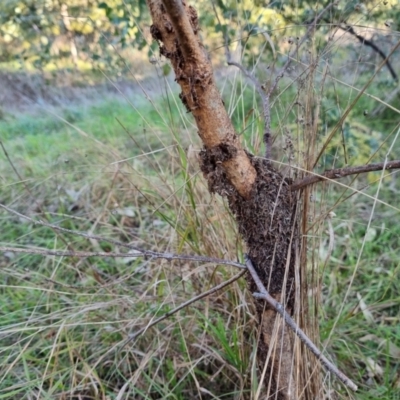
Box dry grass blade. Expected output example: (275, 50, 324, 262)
(124, 269, 247, 343)
(0, 203, 246, 269)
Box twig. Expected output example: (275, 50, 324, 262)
(227, 58, 273, 160)
(0, 203, 246, 270)
(0, 246, 139, 258)
(226, 59, 264, 98)
(0, 245, 245, 269)
(290, 160, 400, 191)
(340, 24, 397, 81)
(226, 42, 272, 160)
(245, 255, 358, 392)
(225, 2, 335, 161)
(267, 1, 336, 97)
(123, 269, 247, 345)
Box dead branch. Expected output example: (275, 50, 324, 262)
(124, 269, 247, 344)
(147, 0, 256, 198)
(267, 2, 336, 97)
(226, 55, 272, 160)
(245, 256, 358, 392)
(290, 160, 400, 191)
(226, 2, 335, 161)
(0, 203, 246, 270)
(340, 24, 397, 81)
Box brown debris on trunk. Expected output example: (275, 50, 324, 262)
(201, 151, 298, 399)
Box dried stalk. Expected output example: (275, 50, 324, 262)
(0, 203, 246, 270)
(291, 160, 400, 191)
(227, 2, 336, 160)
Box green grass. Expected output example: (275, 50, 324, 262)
(320, 214, 400, 398)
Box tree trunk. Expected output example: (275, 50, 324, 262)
(145, 1, 304, 398)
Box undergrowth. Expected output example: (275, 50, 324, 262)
(1, 18, 400, 400)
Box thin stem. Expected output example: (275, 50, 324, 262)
(267, 1, 336, 97)
(123, 269, 247, 345)
(226, 60, 265, 98)
(245, 255, 358, 392)
(225, 44, 273, 160)
(0, 203, 246, 270)
(290, 160, 400, 191)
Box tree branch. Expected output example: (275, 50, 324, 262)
(340, 24, 398, 81)
(290, 160, 400, 191)
(0, 203, 246, 270)
(226, 2, 335, 161)
(245, 256, 358, 392)
(147, 0, 256, 198)
(124, 269, 247, 344)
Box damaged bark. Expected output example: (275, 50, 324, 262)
(146, 0, 299, 398)
(201, 154, 299, 399)
(147, 0, 256, 199)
